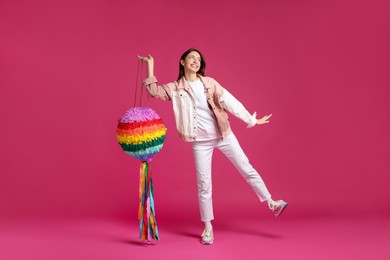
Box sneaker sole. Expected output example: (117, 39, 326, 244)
(201, 239, 214, 245)
(275, 203, 288, 217)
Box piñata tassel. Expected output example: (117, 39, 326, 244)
(138, 161, 159, 242)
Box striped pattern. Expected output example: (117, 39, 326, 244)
(117, 107, 167, 162)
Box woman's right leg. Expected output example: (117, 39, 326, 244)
(192, 140, 216, 222)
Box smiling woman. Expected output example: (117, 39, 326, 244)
(177, 48, 206, 80)
(138, 48, 287, 245)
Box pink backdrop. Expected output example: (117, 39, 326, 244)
(1, 0, 389, 222)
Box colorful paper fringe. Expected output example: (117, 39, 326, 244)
(117, 107, 167, 242)
(117, 107, 167, 162)
(139, 162, 158, 241)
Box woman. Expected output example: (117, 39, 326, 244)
(138, 48, 287, 245)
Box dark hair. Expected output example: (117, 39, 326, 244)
(177, 48, 206, 80)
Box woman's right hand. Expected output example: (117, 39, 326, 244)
(138, 55, 154, 77)
(138, 54, 154, 63)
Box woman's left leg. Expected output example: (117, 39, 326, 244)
(217, 132, 272, 202)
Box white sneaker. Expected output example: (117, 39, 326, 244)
(269, 200, 288, 217)
(201, 228, 214, 245)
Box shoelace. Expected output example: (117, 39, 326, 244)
(269, 201, 281, 212)
(202, 229, 212, 238)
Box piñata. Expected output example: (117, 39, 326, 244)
(117, 107, 167, 242)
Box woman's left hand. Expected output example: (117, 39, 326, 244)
(256, 114, 272, 125)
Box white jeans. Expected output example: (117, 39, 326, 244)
(192, 132, 272, 222)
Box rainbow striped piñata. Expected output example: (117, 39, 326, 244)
(117, 107, 167, 242)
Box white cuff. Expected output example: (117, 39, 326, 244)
(247, 112, 257, 128)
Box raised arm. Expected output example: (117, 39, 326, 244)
(138, 55, 154, 77)
(137, 55, 173, 101)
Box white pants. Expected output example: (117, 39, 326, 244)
(192, 132, 272, 222)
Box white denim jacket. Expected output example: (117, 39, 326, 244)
(142, 75, 257, 142)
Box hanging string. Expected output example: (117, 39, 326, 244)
(140, 61, 144, 107)
(133, 60, 141, 107)
(133, 58, 150, 108)
(146, 78, 150, 106)
(145, 65, 150, 107)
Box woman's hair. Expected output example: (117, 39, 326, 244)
(177, 48, 206, 80)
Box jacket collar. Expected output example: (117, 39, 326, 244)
(177, 75, 210, 91)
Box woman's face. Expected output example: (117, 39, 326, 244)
(181, 51, 201, 74)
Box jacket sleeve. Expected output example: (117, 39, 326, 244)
(142, 76, 174, 101)
(219, 88, 257, 128)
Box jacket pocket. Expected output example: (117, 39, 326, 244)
(172, 90, 193, 136)
(212, 93, 225, 112)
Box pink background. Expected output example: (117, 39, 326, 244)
(1, 0, 389, 223)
